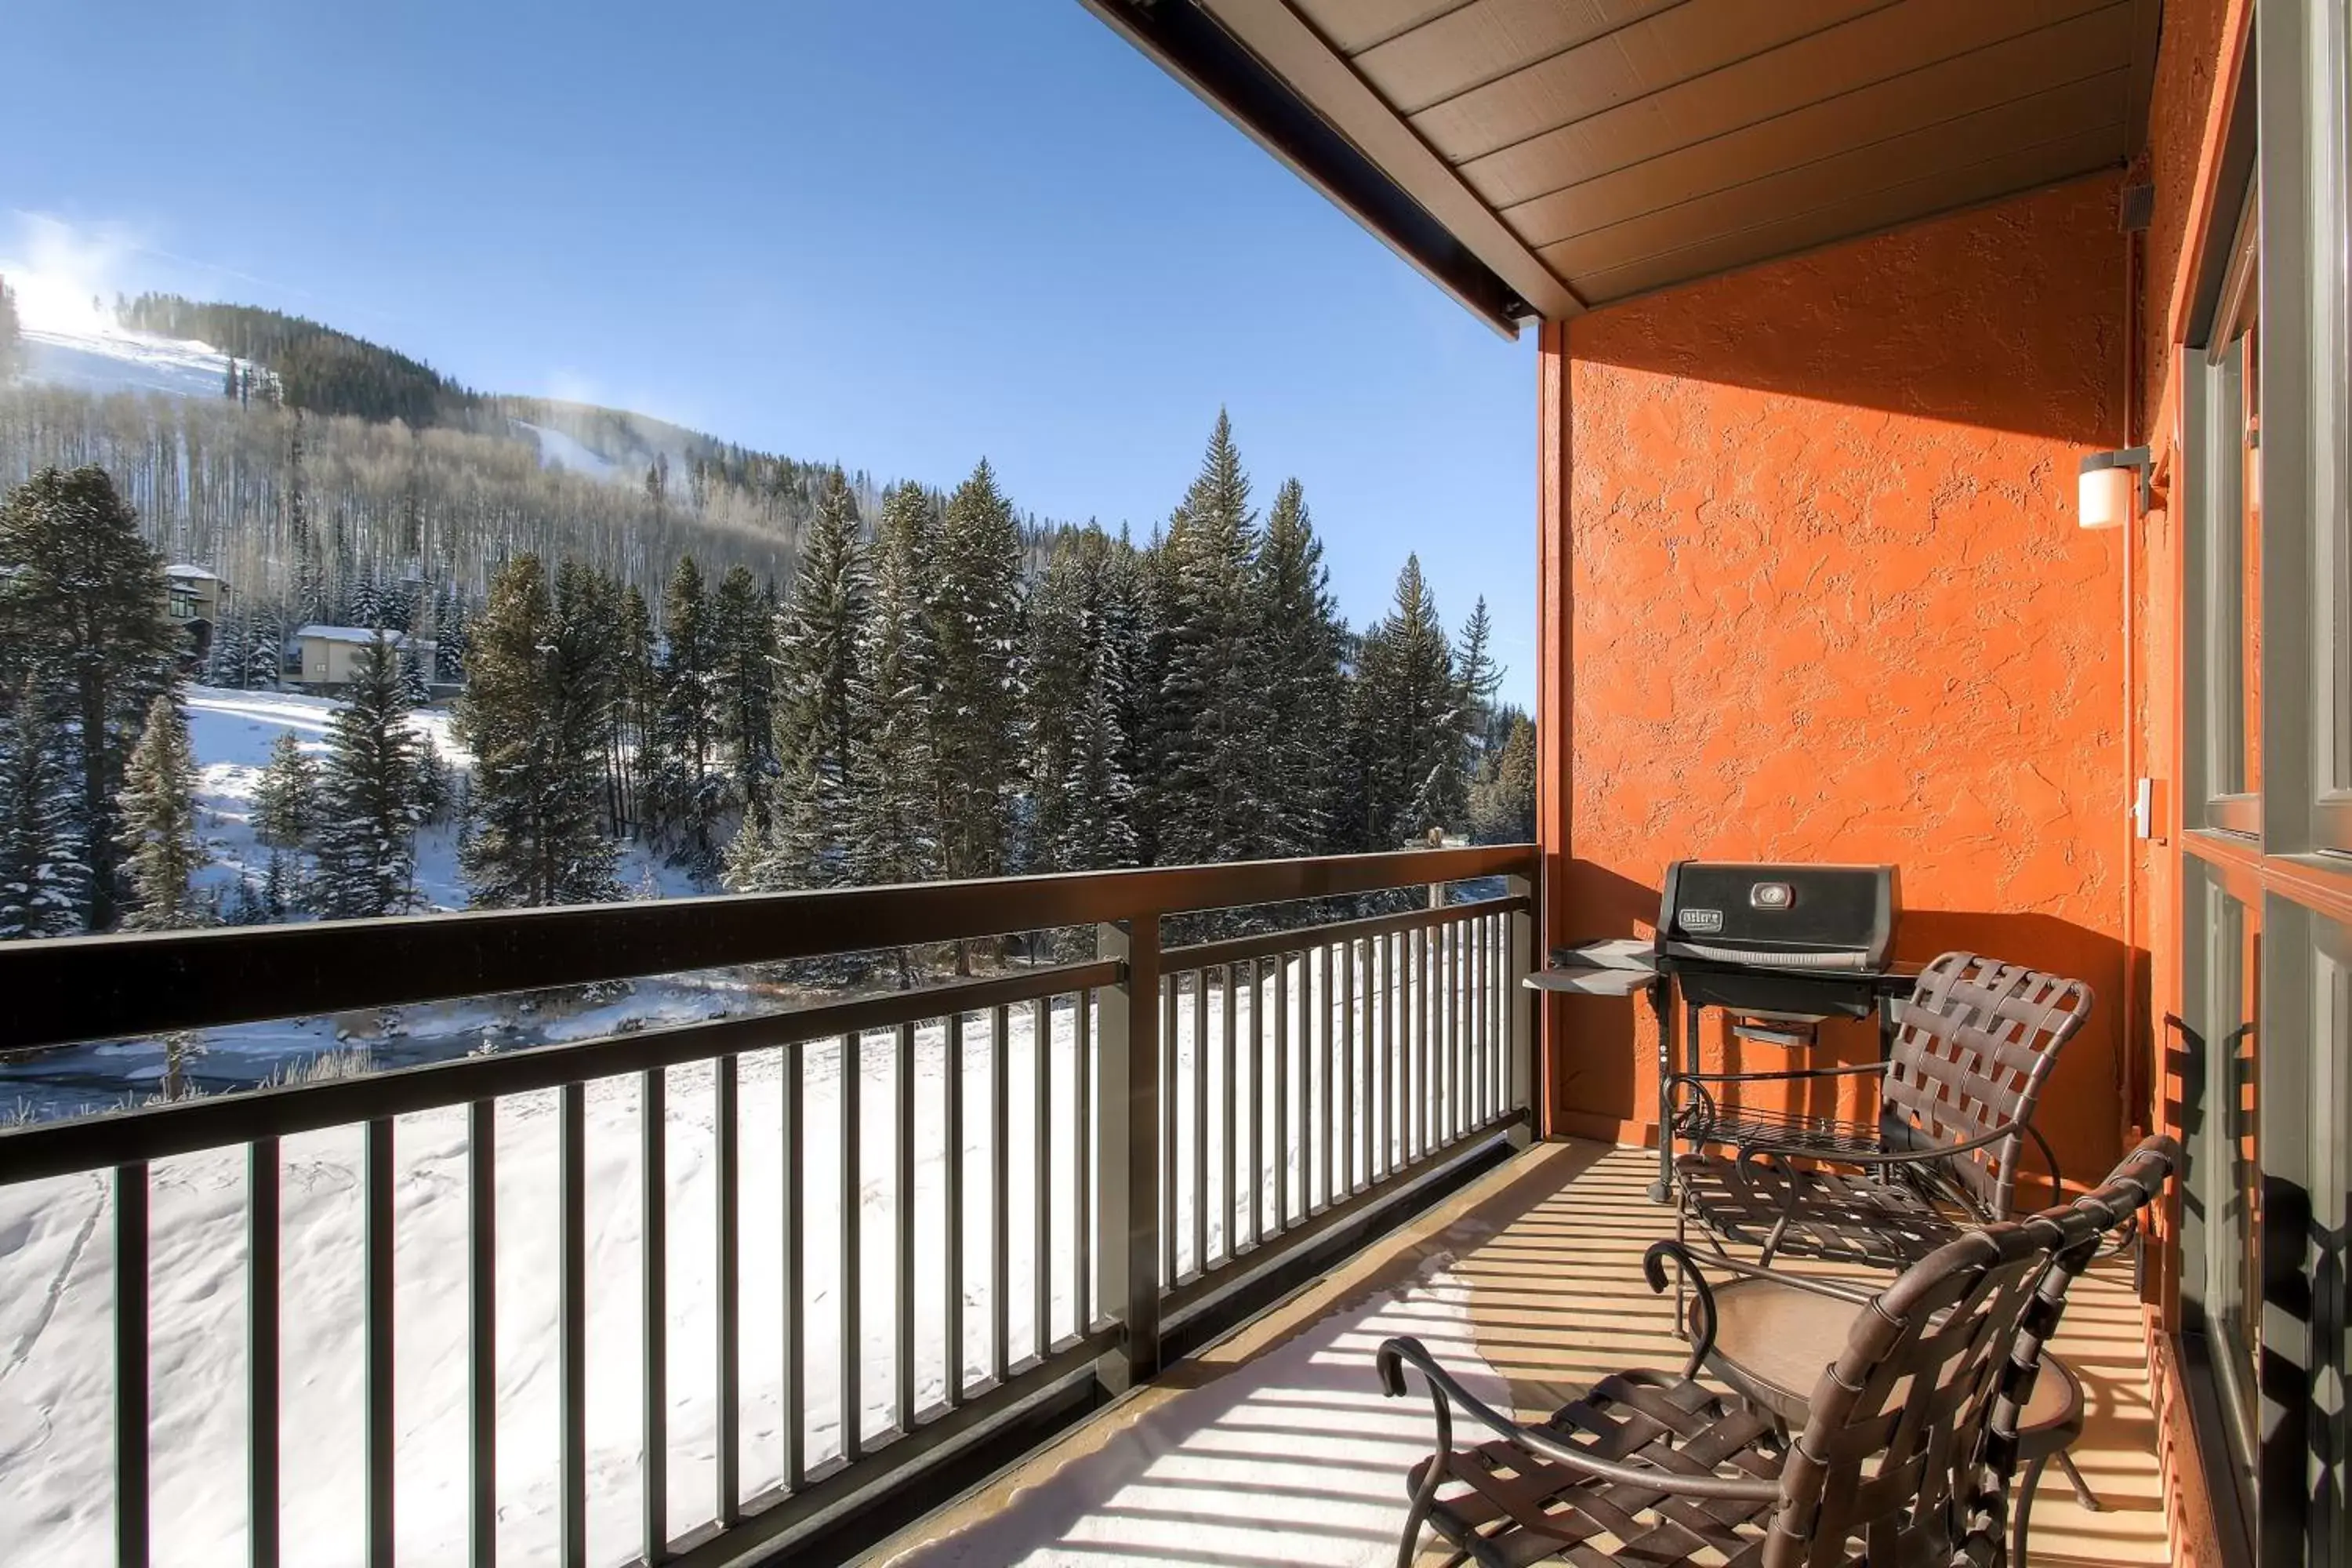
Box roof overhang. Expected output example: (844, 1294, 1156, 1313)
(1086, 0, 2160, 333)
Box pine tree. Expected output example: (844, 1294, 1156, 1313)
(415, 732, 454, 826)
(311, 632, 423, 918)
(1025, 530, 1139, 873)
(0, 467, 183, 929)
(252, 731, 318, 848)
(1252, 478, 1347, 857)
(116, 693, 207, 931)
(648, 555, 725, 880)
(1345, 555, 1464, 848)
(847, 482, 942, 889)
(613, 584, 656, 837)
(931, 461, 1025, 887)
(713, 563, 779, 829)
(735, 470, 868, 891)
(1468, 711, 1537, 844)
(457, 555, 619, 908)
(1155, 412, 1267, 866)
(0, 682, 91, 939)
(1455, 596, 1503, 769)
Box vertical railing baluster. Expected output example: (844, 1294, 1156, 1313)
(365, 1118, 395, 1568)
(1446, 920, 1461, 1142)
(894, 1022, 916, 1436)
(1340, 940, 1356, 1198)
(1381, 935, 1397, 1179)
(1273, 953, 1290, 1232)
(1073, 992, 1091, 1334)
(560, 1085, 586, 1568)
(1160, 975, 1176, 1288)
(785, 1044, 807, 1485)
(1221, 964, 1237, 1262)
(115, 1161, 148, 1568)
(944, 1014, 963, 1409)
(1033, 996, 1051, 1355)
(250, 1138, 281, 1568)
(641, 1071, 668, 1563)
(464, 1106, 492, 1568)
(714, 1057, 740, 1526)
(841, 1033, 861, 1463)
(1319, 942, 1334, 1209)
(1247, 960, 1262, 1247)
(990, 1004, 1011, 1387)
(1191, 970, 1207, 1276)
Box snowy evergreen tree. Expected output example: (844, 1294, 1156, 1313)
(414, 732, 454, 826)
(0, 466, 182, 929)
(457, 554, 619, 908)
(252, 731, 318, 848)
(116, 693, 207, 931)
(0, 681, 91, 938)
(930, 462, 1025, 885)
(1468, 711, 1537, 844)
(1251, 477, 1347, 857)
(1155, 412, 1267, 866)
(244, 601, 286, 689)
(713, 563, 779, 829)
(1345, 555, 1464, 848)
(735, 470, 867, 891)
(311, 632, 423, 918)
(612, 583, 656, 837)
(1026, 530, 1138, 873)
(1454, 596, 1503, 769)
(647, 554, 725, 881)
(847, 483, 942, 886)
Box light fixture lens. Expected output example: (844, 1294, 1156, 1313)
(2078, 461, 2132, 530)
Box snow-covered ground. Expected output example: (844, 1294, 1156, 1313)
(510, 419, 622, 482)
(0, 954, 1479, 1567)
(20, 319, 237, 401)
(0, 687, 725, 1123)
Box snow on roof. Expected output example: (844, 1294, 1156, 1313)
(165, 564, 223, 580)
(295, 624, 410, 647)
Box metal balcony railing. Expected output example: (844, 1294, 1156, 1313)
(0, 844, 1537, 1568)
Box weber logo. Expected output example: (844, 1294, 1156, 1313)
(1682, 908, 1724, 934)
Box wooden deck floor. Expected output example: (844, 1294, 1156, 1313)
(878, 1140, 2171, 1567)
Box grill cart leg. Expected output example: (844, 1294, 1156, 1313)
(1649, 977, 1675, 1203)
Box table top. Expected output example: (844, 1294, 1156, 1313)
(1698, 1272, 2082, 1455)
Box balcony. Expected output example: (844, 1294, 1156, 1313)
(0, 844, 1540, 1567)
(877, 1141, 2172, 1568)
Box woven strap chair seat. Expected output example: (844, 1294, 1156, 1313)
(1674, 1150, 1961, 1268)
(1406, 1372, 1784, 1567)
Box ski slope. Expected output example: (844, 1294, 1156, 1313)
(19, 319, 236, 401)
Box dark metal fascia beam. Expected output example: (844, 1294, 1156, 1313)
(1080, 0, 1541, 337)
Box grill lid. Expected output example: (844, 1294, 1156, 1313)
(1656, 862, 1897, 971)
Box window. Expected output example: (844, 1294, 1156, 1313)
(2202, 187, 2263, 837)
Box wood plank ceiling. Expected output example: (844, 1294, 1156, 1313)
(1185, 0, 2161, 318)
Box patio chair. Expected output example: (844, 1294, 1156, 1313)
(1375, 1138, 2173, 1568)
(1673, 950, 2092, 1269)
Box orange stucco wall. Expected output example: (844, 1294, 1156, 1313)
(1540, 176, 2129, 1188)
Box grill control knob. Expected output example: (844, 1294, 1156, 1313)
(1750, 881, 1793, 910)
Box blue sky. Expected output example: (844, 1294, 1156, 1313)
(1, 0, 1536, 703)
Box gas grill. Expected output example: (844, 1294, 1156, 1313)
(1646, 862, 1913, 1200)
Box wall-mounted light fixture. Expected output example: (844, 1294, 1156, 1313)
(2078, 446, 2152, 529)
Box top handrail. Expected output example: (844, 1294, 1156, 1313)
(0, 844, 1537, 1051)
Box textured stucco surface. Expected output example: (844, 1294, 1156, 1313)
(2140, 0, 2235, 429)
(1545, 176, 2129, 1183)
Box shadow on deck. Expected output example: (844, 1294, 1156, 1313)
(877, 1142, 2169, 1568)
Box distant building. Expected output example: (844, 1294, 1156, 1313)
(289, 625, 434, 690)
(164, 564, 228, 665)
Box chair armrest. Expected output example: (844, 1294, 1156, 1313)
(1643, 1239, 1877, 1312)
(1376, 1336, 1783, 1504)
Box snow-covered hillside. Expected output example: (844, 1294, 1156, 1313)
(20, 317, 237, 401)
